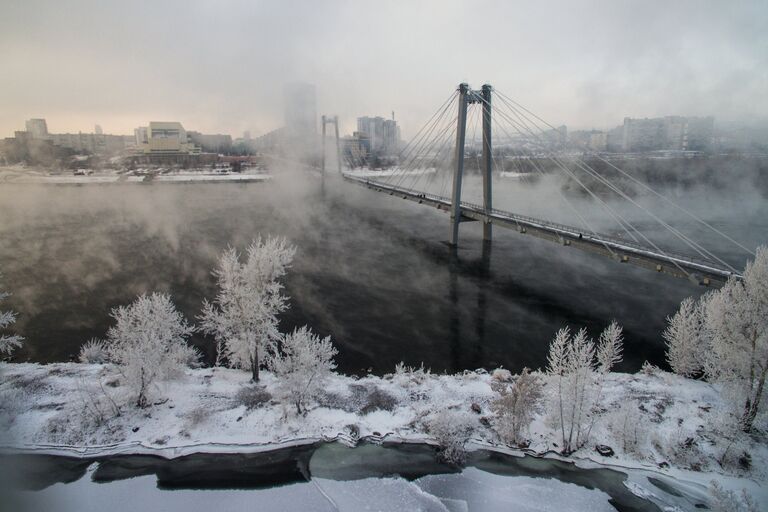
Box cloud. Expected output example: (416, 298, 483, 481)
(0, 0, 766, 137)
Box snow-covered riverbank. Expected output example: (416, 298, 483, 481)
(2, 362, 766, 497)
(0, 167, 271, 185)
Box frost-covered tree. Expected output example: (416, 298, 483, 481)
(546, 322, 624, 454)
(0, 275, 24, 357)
(106, 293, 197, 407)
(267, 326, 337, 415)
(596, 321, 624, 373)
(491, 368, 543, 445)
(663, 297, 705, 377)
(199, 236, 296, 382)
(708, 481, 759, 512)
(701, 246, 768, 432)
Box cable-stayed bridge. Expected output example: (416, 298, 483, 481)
(321, 83, 754, 286)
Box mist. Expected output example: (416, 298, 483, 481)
(2, 160, 764, 375)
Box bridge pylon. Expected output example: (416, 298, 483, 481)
(450, 83, 493, 246)
(321, 115, 342, 175)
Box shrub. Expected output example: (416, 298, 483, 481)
(427, 409, 475, 466)
(491, 368, 543, 446)
(185, 406, 213, 427)
(607, 401, 647, 455)
(708, 481, 759, 512)
(235, 385, 272, 410)
(78, 338, 109, 364)
(268, 326, 337, 415)
(360, 386, 398, 414)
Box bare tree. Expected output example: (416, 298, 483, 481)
(199, 236, 295, 382)
(267, 326, 337, 415)
(0, 275, 23, 357)
(106, 292, 197, 407)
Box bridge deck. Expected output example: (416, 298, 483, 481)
(343, 174, 738, 285)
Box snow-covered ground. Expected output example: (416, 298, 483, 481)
(3, 173, 271, 184)
(153, 173, 271, 183)
(1, 363, 766, 509)
(0, 165, 272, 185)
(499, 171, 531, 179)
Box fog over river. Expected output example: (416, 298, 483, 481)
(1, 168, 765, 375)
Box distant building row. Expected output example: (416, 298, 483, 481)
(568, 116, 715, 153)
(20, 118, 132, 153)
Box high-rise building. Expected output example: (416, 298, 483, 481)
(283, 82, 317, 136)
(94, 124, 103, 135)
(356, 116, 399, 154)
(25, 118, 48, 139)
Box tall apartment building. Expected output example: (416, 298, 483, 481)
(25, 119, 49, 139)
(356, 116, 399, 154)
(283, 82, 317, 136)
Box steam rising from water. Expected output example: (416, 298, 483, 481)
(0, 166, 765, 373)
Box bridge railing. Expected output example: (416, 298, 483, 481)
(459, 199, 728, 270)
(355, 175, 730, 272)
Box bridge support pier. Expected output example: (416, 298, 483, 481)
(320, 115, 342, 175)
(449, 83, 493, 246)
(481, 84, 493, 242)
(321, 115, 327, 174)
(449, 84, 470, 246)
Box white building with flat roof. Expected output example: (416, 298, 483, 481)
(134, 122, 200, 154)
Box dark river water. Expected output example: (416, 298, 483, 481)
(1, 170, 765, 374)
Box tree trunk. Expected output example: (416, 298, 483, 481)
(251, 354, 260, 382)
(742, 365, 767, 432)
(137, 367, 147, 408)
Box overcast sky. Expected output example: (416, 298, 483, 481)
(1, 0, 766, 138)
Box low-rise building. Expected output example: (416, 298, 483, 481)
(134, 122, 200, 155)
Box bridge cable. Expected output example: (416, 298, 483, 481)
(403, 112, 460, 193)
(388, 95, 458, 190)
(387, 93, 458, 189)
(392, 105, 458, 191)
(484, 108, 593, 235)
(495, 94, 738, 272)
(494, 88, 754, 258)
(485, 96, 647, 251)
(487, 104, 623, 257)
(494, 97, 728, 277)
(490, 98, 702, 276)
